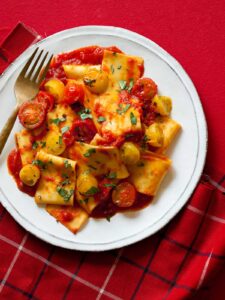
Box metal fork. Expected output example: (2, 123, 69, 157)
(0, 48, 53, 155)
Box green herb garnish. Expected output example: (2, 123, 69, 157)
(58, 136, 63, 145)
(130, 112, 137, 125)
(110, 65, 115, 73)
(83, 148, 96, 158)
(117, 65, 122, 70)
(125, 133, 134, 139)
(116, 103, 131, 115)
(64, 160, 72, 169)
(61, 126, 70, 134)
(84, 186, 100, 196)
(83, 78, 96, 87)
(97, 116, 106, 123)
(50, 117, 66, 125)
(127, 79, 134, 92)
(61, 179, 71, 186)
(106, 172, 117, 179)
(32, 141, 39, 149)
(56, 187, 74, 202)
(119, 80, 127, 90)
(40, 141, 46, 148)
(32, 159, 46, 169)
(78, 108, 93, 120)
(104, 183, 116, 188)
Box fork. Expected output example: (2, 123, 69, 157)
(0, 48, 53, 155)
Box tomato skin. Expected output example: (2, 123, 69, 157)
(36, 91, 55, 111)
(60, 210, 74, 222)
(63, 82, 84, 105)
(95, 178, 114, 203)
(18, 100, 47, 130)
(132, 78, 157, 101)
(112, 182, 136, 208)
(63, 119, 97, 145)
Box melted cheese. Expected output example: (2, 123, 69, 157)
(128, 152, 171, 196)
(46, 205, 88, 233)
(155, 117, 181, 154)
(34, 151, 76, 205)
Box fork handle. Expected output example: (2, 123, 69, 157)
(0, 106, 19, 155)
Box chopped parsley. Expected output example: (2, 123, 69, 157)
(119, 80, 127, 90)
(118, 79, 134, 92)
(125, 133, 134, 139)
(84, 186, 100, 196)
(56, 187, 74, 202)
(83, 78, 96, 87)
(127, 79, 134, 92)
(110, 65, 115, 73)
(32, 159, 46, 170)
(106, 172, 117, 179)
(104, 183, 116, 188)
(83, 148, 96, 158)
(50, 117, 66, 125)
(61, 179, 71, 186)
(58, 136, 63, 145)
(62, 173, 69, 179)
(97, 116, 106, 123)
(116, 103, 131, 115)
(40, 141, 46, 148)
(32, 141, 39, 149)
(78, 108, 93, 120)
(61, 126, 70, 134)
(64, 160, 72, 169)
(117, 65, 122, 70)
(130, 112, 137, 125)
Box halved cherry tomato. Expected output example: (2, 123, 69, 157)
(112, 182, 136, 208)
(18, 100, 47, 130)
(36, 91, 55, 111)
(132, 78, 157, 101)
(63, 119, 97, 146)
(63, 82, 84, 105)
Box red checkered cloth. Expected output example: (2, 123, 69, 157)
(0, 23, 225, 300)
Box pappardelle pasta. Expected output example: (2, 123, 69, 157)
(8, 45, 181, 234)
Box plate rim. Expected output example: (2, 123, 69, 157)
(0, 25, 207, 251)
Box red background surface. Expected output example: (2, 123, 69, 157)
(1, 0, 225, 175)
(0, 1, 225, 299)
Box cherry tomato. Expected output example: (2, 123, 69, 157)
(18, 100, 47, 130)
(95, 178, 115, 203)
(63, 119, 97, 145)
(132, 78, 157, 101)
(63, 82, 84, 105)
(7, 149, 22, 177)
(36, 91, 55, 111)
(112, 182, 136, 208)
(62, 130, 75, 147)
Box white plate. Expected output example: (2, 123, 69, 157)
(0, 26, 207, 251)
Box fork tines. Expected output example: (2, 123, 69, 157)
(19, 47, 53, 84)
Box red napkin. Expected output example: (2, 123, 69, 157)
(0, 24, 225, 300)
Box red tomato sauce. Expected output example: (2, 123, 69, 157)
(7, 149, 37, 197)
(46, 45, 122, 82)
(91, 192, 153, 219)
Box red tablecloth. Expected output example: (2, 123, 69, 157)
(0, 1, 225, 299)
